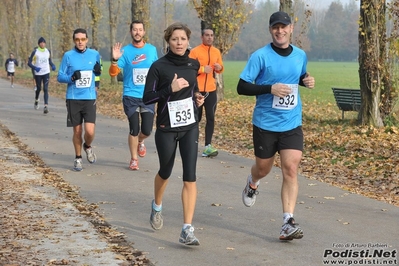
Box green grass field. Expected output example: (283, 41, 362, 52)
(19, 60, 360, 105)
(223, 61, 360, 103)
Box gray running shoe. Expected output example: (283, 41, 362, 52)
(242, 175, 259, 207)
(34, 100, 39, 110)
(150, 200, 163, 230)
(84, 145, 96, 163)
(279, 217, 304, 241)
(179, 225, 200, 245)
(73, 158, 83, 171)
(43, 106, 48, 114)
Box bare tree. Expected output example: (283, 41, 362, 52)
(108, 0, 121, 84)
(191, 0, 256, 100)
(87, 0, 102, 48)
(74, 0, 83, 26)
(131, 0, 150, 31)
(0, 4, 6, 64)
(279, 0, 292, 13)
(358, 0, 388, 126)
(56, 0, 76, 55)
(4, 0, 18, 60)
(16, 0, 35, 68)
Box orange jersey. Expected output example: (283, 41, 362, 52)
(189, 43, 224, 92)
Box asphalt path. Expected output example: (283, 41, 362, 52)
(0, 78, 398, 266)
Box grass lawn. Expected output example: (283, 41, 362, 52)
(223, 60, 360, 103)
(39, 60, 360, 105)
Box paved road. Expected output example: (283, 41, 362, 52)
(0, 78, 398, 266)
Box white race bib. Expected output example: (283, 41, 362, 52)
(75, 70, 93, 88)
(168, 97, 196, 128)
(272, 84, 298, 110)
(7, 61, 15, 72)
(133, 68, 149, 85)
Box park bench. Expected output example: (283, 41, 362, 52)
(331, 87, 361, 119)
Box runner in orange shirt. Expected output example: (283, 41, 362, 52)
(189, 27, 224, 157)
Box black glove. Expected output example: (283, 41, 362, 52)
(71, 70, 81, 81)
(93, 61, 101, 76)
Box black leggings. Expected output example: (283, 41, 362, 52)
(128, 111, 154, 136)
(198, 91, 217, 146)
(35, 73, 50, 104)
(155, 126, 199, 182)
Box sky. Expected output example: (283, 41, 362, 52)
(263, 0, 360, 10)
(309, 0, 359, 9)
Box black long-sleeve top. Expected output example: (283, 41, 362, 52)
(143, 50, 200, 132)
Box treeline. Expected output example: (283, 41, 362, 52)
(226, 0, 360, 61)
(0, 0, 360, 65)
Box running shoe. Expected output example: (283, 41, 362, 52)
(11, 85, 14, 88)
(179, 225, 200, 245)
(279, 217, 304, 241)
(129, 158, 139, 170)
(202, 144, 218, 157)
(73, 158, 83, 171)
(138, 142, 146, 157)
(34, 100, 39, 110)
(43, 106, 48, 114)
(150, 200, 163, 230)
(84, 145, 97, 163)
(242, 175, 259, 207)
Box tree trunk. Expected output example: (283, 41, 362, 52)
(131, 0, 150, 29)
(358, 0, 385, 126)
(108, 0, 121, 85)
(201, 0, 224, 101)
(87, 0, 101, 48)
(5, 1, 18, 60)
(22, 0, 34, 69)
(215, 74, 224, 101)
(279, 0, 292, 13)
(192, 0, 255, 102)
(58, 0, 74, 56)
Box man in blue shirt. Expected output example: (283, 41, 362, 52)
(109, 20, 158, 171)
(237, 11, 315, 241)
(57, 28, 102, 172)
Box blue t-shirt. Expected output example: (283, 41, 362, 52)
(117, 43, 158, 98)
(57, 48, 100, 100)
(239, 44, 307, 132)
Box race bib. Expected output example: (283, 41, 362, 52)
(39, 58, 49, 64)
(272, 84, 298, 110)
(7, 62, 15, 72)
(75, 70, 93, 88)
(133, 68, 149, 85)
(168, 97, 196, 128)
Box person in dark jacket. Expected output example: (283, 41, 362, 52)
(5, 53, 18, 88)
(143, 22, 205, 246)
(28, 37, 56, 114)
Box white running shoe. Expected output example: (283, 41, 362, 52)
(242, 175, 259, 207)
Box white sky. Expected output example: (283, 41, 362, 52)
(263, 0, 360, 10)
(309, 0, 360, 9)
